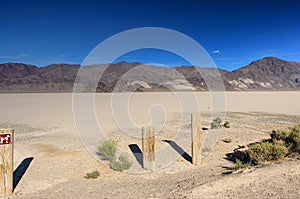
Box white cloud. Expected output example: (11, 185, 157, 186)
(257, 49, 278, 57)
(284, 51, 300, 56)
(0, 54, 28, 59)
(212, 50, 220, 54)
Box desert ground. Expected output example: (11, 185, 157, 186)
(0, 92, 300, 198)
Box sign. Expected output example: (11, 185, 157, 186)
(0, 129, 13, 196)
(0, 134, 11, 145)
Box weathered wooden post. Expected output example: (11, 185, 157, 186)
(191, 113, 202, 165)
(0, 129, 14, 196)
(142, 126, 155, 171)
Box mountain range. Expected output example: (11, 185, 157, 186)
(0, 57, 300, 92)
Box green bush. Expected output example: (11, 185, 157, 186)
(288, 124, 300, 153)
(293, 123, 300, 132)
(97, 140, 132, 172)
(232, 159, 250, 171)
(97, 140, 117, 161)
(109, 154, 133, 172)
(210, 117, 222, 129)
(247, 141, 288, 164)
(226, 123, 300, 170)
(270, 129, 291, 141)
(84, 170, 100, 179)
(270, 124, 300, 153)
(224, 121, 230, 128)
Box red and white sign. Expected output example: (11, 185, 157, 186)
(0, 134, 11, 145)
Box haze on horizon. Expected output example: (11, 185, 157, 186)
(0, 0, 300, 71)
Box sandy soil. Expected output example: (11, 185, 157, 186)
(0, 92, 299, 198)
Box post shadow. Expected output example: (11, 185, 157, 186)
(13, 157, 34, 190)
(162, 140, 192, 163)
(128, 144, 143, 166)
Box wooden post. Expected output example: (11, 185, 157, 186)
(191, 114, 202, 165)
(0, 129, 14, 196)
(142, 126, 155, 171)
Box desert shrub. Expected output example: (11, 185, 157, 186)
(223, 138, 232, 143)
(210, 117, 222, 129)
(97, 140, 132, 172)
(109, 154, 133, 172)
(288, 124, 300, 153)
(226, 124, 300, 171)
(269, 142, 289, 159)
(224, 121, 230, 128)
(247, 141, 288, 164)
(270, 129, 291, 141)
(226, 149, 250, 162)
(232, 159, 250, 171)
(97, 140, 117, 161)
(293, 123, 300, 132)
(269, 124, 300, 153)
(84, 170, 100, 179)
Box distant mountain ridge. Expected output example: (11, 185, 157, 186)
(0, 57, 300, 92)
(224, 57, 300, 90)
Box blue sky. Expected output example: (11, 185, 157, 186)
(0, 0, 300, 71)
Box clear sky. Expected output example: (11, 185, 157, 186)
(1, 0, 300, 71)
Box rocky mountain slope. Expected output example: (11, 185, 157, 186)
(0, 57, 299, 92)
(224, 57, 300, 90)
(0, 63, 80, 92)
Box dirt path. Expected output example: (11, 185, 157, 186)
(2, 111, 298, 198)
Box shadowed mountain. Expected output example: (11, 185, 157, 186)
(0, 57, 299, 92)
(0, 63, 80, 92)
